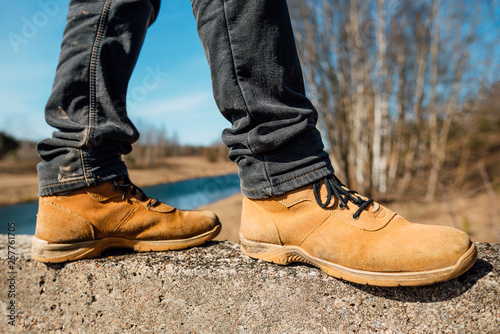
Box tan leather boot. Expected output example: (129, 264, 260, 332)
(240, 176, 477, 287)
(31, 177, 221, 263)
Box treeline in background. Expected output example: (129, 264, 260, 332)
(289, 0, 499, 202)
(1, 0, 499, 204)
(0, 129, 230, 173)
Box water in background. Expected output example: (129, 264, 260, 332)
(1, 173, 240, 235)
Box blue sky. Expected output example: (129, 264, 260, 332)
(1, 1, 499, 147)
(0, 0, 228, 146)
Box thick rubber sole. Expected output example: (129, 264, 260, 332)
(239, 234, 478, 287)
(31, 224, 221, 263)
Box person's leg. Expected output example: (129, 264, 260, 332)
(37, 0, 158, 195)
(31, 0, 220, 263)
(191, 0, 334, 199)
(191, 0, 477, 286)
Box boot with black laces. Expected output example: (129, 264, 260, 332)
(31, 177, 221, 263)
(239, 175, 477, 286)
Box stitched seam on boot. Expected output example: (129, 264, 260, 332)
(41, 200, 95, 240)
(298, 213, 332, 247)
(87, 191, 110, 202)
(113, 201, 141, 233)
(332, 209, 396, 231)
(247, 201, 283, 246)
(278, 195, 315, 208)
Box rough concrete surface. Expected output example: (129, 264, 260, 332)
(0, 236, 498, 333)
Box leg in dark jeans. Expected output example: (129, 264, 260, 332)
(191, 0, 333, 199)
(33, 0, 476, 288)
(37, 0, 159, 196)
(32, 0, 221, 264)
(191, 0, 476, 286)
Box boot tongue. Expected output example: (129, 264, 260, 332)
(147, 200, 175, 213)
(85, 182, 123, 202)
(85, 179, 147, 202)
(85, 181, 176, 212)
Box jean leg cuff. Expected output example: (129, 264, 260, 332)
(241, 164, 334, 199)
(38, 167, 128, 196)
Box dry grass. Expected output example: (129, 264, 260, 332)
(0, 156, 237, 206)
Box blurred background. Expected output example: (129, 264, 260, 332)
(288, 0, 500, 242)
(1, 0, 499, 243)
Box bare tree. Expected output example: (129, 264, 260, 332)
(289, 0, 499, 199)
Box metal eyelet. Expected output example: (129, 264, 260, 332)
(351, 214, 359, 221)
(371, 202, 379, 213)
(338, 203, 346, 210)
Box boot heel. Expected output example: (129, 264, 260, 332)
(31, 236, 98, 263)
(239, 233, 307, 266)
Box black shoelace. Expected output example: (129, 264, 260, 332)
(112, 177, 159, 206)
(313, 175, 374, 219)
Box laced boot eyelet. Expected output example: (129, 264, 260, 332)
(314, 176, 374, 220)
(371, 203, 380, 213)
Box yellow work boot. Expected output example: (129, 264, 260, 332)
(240, 175, 477, 287)
(31, 177, 221, 263)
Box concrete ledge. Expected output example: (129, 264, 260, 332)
(0, 237, 499, 333)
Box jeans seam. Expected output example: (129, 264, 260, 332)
(222, 1, 274, 192)
(240, 166, 329, 193)
(39, 178, 87, 190)
(39, 165, 128, 191)
(86, 0, 113, 184)
(221, 1, 257, 156)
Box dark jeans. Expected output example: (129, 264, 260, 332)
(37, 0, 333, 199)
